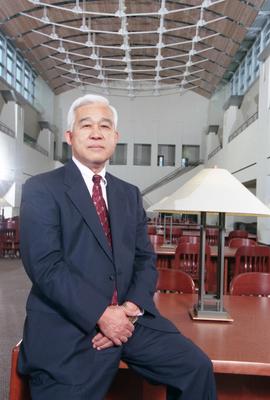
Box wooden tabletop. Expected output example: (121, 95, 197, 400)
(154, 245, 237, 258)
(154, 293, 270, 376)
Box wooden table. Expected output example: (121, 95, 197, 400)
(154, 293, 270, 400)
(110, 294, 270, 400)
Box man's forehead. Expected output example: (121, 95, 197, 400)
(78, 116, 113, 124)
(76, 102, 111, 113)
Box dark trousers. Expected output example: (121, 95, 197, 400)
(29, 324, 216, 400)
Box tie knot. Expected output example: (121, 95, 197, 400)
(93, 175, 102, 185)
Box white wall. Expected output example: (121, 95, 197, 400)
(55, 87, 209, 189)
(1, 63, 270, 241)
(0, 102, 16, 131)
(0, 100, 58, 216)
(34, 77, 55, 125)
(204, 62, 270, 243)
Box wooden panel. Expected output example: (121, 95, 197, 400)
(0, 0, 263, 96)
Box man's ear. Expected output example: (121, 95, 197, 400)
(65, 130, 72, 145)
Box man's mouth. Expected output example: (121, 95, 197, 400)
(87, 145, 104, 149)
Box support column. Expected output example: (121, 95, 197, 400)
(38, 121, 56, 160)
(256, 54, 270, 243)
(223, 96, 243, 144)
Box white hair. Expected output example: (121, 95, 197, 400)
(66, 94, 118, 131)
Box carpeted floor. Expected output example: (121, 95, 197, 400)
(0, 258, 31, 400)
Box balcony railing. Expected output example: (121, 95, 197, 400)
(208, 145, 222, 160)
(24, 133, 49, 157)
(0, 120, 15, 138)
(228, 111, 258, 143)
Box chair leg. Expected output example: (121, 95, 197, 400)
(142, 380, 166, 400)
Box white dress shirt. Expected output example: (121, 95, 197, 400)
(72, 156, 108, 208)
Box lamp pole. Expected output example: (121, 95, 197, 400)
(198, 212, 207, 308)
(217, 212, 226, 309)
(191, 211, 233, 321)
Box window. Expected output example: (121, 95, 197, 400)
(239, 64, 245, 94)
(230, 20, 270, 96)
(133, 144, 151, 166)
(110, 143, 127, 165)
(6, 46, 14, 85)
(182, 145, 200, 165)
(157, 144, 175, 166)
(24, 67, 30, 99)
(0, 36, 4, 78)
(0, 31, 36, 103)
(16, 56, 23, 94)
(62, 142, 71, 163)
(246, 52, 252, 85)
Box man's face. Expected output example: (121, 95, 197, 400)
(65, 102, 119, 173)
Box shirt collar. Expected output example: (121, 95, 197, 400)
(72, 156, 107, 186)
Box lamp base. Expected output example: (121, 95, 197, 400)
(189, 303, 234, 322)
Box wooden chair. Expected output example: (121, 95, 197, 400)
(228, 230, 248, 241)
(230, 272, 270, 296)
(206, 228, 219, 246)
(9, 342, 31, 400)
(148, 234, 164, 246)
(165, 226, 182, 244)
(1, 217, 20, 258)
(10, 343, 166, 400)
(156, 268, 195, 293)
(147, 225, 156, 235)
(178, 236, 200, 244)
(174, 242, 211, 286)
(228, 238, 256, 248)
(234, 245, 270, 277)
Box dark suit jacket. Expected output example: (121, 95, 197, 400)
(18, 160, 177, 385)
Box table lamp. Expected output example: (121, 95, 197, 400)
(148, 168, 270, 322)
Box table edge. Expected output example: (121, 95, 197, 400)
(213, 360, 270, 376)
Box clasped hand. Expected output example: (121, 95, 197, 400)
(92, 301, 141, 350)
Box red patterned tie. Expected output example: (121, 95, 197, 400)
(92, 175, 118, 305)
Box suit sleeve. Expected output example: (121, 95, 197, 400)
(20, 178, 110, 334)
(124, 187, 158, 315)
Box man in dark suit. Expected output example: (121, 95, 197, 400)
(19, 94, 216, 399)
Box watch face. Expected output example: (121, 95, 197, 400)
(128, 316, 138, 324)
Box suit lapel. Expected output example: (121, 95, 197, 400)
(64, 161, 113, 261)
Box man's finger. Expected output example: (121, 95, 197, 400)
(92, 332, 103, 343)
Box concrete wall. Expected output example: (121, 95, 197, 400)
(204, 62, 270, 243)
(1, 56, 270, 240)
(55, 87, 209, 189)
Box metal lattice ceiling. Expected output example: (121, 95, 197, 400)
(0, 0, 266, 98)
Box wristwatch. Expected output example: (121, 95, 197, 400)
(128, 315, 138, 324)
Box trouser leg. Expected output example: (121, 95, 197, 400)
(122, 324, 217, 400)
(29, 347, 122, 400)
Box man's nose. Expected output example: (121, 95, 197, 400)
(89, 124, 102, 138)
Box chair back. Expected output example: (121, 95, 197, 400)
(147, 225, 156, 235)
(156, 268, 195, 293)
(230, 272, 270, 296)
(234, 245, 270, 276)
(10, 343, 31, 400)
(149, 234, 164, 245)
(178, 236, 200, 244)
(228, 230, 248, 240)
(206, 228, 219, 246)
(174, 242, 211, 281)
(165, 226, 182, 243)
(228, 238, 256, 248)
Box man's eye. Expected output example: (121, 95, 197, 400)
(82, 124, 92, 128)
(101, 124, 111, 129)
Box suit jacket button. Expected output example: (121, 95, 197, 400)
(109, 275, 115, 281)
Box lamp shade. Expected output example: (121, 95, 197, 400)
(149, 168, 270, 216)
